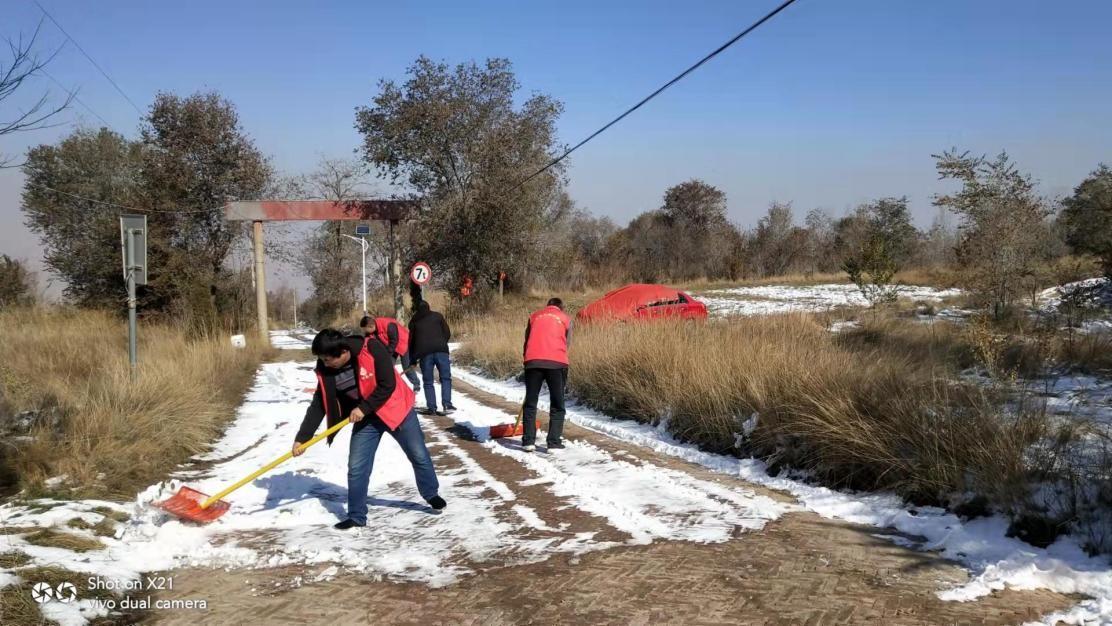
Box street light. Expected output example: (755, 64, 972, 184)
(342, 224, 371, 314)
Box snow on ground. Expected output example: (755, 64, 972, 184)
(1036, 278, 1112, 335)
(269, 329, 314, 350)
(453, 369, 1112, 625)
(0, 359, 787, 625)
(1032, 373, 1112, 427)
(696, 283, 961, 317)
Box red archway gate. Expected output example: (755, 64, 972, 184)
(225, 200, 419, 345)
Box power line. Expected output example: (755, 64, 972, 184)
(514, 0, 800, 190)
(31, 0, 145, 116)
(36, 67, 113, 127)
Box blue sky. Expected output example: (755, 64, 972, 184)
(2, 0, 1111, 292)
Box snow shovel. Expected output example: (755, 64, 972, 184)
(156, 418, 353, 524)
(489, 404, 539, 439)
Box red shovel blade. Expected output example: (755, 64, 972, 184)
(489, 420, 540, 439)
(155, 486, 230, 524)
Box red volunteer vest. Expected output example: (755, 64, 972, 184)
(358, 337, 415, 429)
(373, 317, 410, 356)
(524, 306, 571, 365)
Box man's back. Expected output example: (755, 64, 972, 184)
(409, 305, 451, 359)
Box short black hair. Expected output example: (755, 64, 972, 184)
(547, 297, 563, 309)
(358, 315, 372, 328)
(311, 329, 350, 358)
(417, 301, 430, 312)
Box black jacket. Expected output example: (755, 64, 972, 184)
(295, 336, 395, 444)
(407, 309, 451, 360)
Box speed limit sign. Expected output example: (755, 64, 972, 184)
(410, 262, 432, 285)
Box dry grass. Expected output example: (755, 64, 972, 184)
(0, 551, 31, 568)
(23, 528, 104, 552)
(91, 506, 129, 523)
(1, 564, 120, 626)
(0, 583, 41, 626)
(66, 517, 93, 530)
(456, 312, 1048, 506)
(0, 307, 271, 498)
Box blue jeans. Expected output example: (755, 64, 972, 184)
(419, 352, 453, 411)
(346, 408, 439, 525)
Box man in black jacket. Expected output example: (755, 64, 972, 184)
(407, 301, 455, 416)
(292, 329, 445, 530)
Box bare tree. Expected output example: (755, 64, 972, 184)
(934, 150, 1054, 318)
(299, 157, 376, 321)
(1, 20, 73, 166)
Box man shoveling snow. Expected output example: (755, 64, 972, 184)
(292, 329, 447, 529)
(520, 297, 572, 452)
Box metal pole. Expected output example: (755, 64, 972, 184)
(361, 236, 368, 314)
(126, 230, 138, 377)
(252, 220, 270, 345)
(293, 290, 298, 328)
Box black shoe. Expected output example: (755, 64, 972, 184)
(435, 409, 448, 416)
(546, 441, 565, 450)
(443, 405, 457, 414)
(417, 407, 434, 415)
(333, 519, 364, 530)
(427, 495, 447, 510)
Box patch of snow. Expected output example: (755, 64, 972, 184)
(696, 283, 961, 318)
(1037, 278, 1110, 311)
(269, 329, 315, 350)
(1031, 373, 1112, 427)
(828, 320, 860, 333)
(39, 600, 109, 626)
(454, 368, 1112, 625)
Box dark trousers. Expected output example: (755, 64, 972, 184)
(347, 409, 439, 525)
(419, 352, 453, 411)
(522, 367, 567, 446)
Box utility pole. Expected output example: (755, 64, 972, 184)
(253, 220, 269, 344)
(120, 215, 147, 378)
(342, 231, 369, 315)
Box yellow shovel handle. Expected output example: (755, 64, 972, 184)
(200, 418, 352, 509)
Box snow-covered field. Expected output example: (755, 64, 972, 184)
(696, 283, 961, 317)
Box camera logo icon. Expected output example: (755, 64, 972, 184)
(56, 582, 78, 603)
(31, 582, 54, 604)
(31, 581, 78, 604)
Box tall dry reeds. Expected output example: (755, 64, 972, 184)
(0, 307, 269, 497)
(457, 312, 1049, 507)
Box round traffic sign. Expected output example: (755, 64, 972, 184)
(410, 262, 432, 285)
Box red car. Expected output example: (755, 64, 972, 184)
(576, 284, 708, 324)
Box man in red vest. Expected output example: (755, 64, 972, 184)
(521, 298, 572, 452)
(360, 315, 421, 392)
(292, 329, 446, 529)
